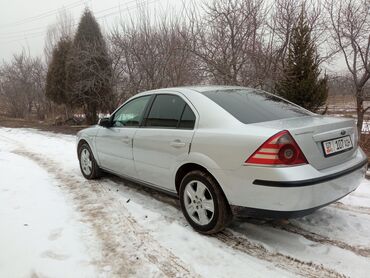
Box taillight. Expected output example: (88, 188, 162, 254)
(245, 130, 308, 166)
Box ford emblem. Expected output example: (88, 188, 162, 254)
(340, 130, 346, 135)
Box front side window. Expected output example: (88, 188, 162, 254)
(145, 94, 187, 128)
(112, 95, 151, 127)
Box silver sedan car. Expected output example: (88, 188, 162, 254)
(77, 86, 367, 234)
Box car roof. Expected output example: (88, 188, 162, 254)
(163, 85, 244, 93)
(135, 85, 252, 98)
(173, 85, 245, 92)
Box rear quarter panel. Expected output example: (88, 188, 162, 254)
(190, 126, 279, 171)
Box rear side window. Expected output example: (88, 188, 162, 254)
(179, 105, 196, 129)
(145, 94, 186, 128)
(200, 89, 311, 124)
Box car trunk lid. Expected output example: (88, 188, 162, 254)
(253, 115, 358, 170)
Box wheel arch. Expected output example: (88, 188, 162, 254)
(77, 139, 88, 156)
(175, 163, 229, 204)
(77, 138, 98, 164)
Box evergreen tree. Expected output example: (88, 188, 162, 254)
(275, 12, 328, 112)
(45, 38, 72, 106)
(66, 9, 113, 124)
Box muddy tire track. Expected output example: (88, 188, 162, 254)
(13, 149, 199, 278)
(108, 179, 350, 277)
(215, 230, 347, 278)
(266, 222, 370, 258)
(110, 177, 354, 277)
(332, 202, 370, 216)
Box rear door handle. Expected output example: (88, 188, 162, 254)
(170, 139, 186, 148)
(121, 136, 131, 144)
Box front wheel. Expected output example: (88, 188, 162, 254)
(78, 143, 101, 179)
(179, 170, 232, 234)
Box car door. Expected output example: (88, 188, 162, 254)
(95, 95, 152, 178)
(133, 93, 197, 191)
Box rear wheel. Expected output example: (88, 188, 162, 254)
(78, 143, 101, 179)
(179, 170, 232, 234)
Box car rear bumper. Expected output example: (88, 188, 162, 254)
(230, 189, 356, 219)
(212, 149, 367, 216)
(252, 158, 367, 187)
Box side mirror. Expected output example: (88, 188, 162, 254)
(98, 117, 112, 128)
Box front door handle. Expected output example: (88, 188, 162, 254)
(170, 139, 186, 148)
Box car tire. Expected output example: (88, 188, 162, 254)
(78, 143, 101, 180)
(179, 170, 232, 234)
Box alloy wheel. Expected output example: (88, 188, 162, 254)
(183, 180, 215, 225)
(80, 148, 92, 176)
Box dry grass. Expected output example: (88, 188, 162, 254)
(0, 116, 88, 135)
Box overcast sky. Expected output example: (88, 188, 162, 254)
(0, 0, 346, 73)
(0, 0, 186, 62)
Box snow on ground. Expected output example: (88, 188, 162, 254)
(339, 179, 370, 208)
(0, 149, 98, 277)
(1, 127, 370, 278)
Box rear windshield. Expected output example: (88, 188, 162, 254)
(200, 89, 312, 124)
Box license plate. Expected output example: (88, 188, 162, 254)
(322, 136, 353, 157)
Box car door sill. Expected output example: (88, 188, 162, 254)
(100, 167, 179, 198)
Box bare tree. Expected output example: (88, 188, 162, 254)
(44, 9, 75, 64)
(185, 0, 269, 86)
(0, 52, 48, 119)
(109, 10, 200, 104)
(266, 0, 327, 86)
(66, 42, 114, 116)
(325, 0, 370, 136)
(268, 0, 300, 70)
(327, 74, 356, 100)
(30, 57, 48, 119)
